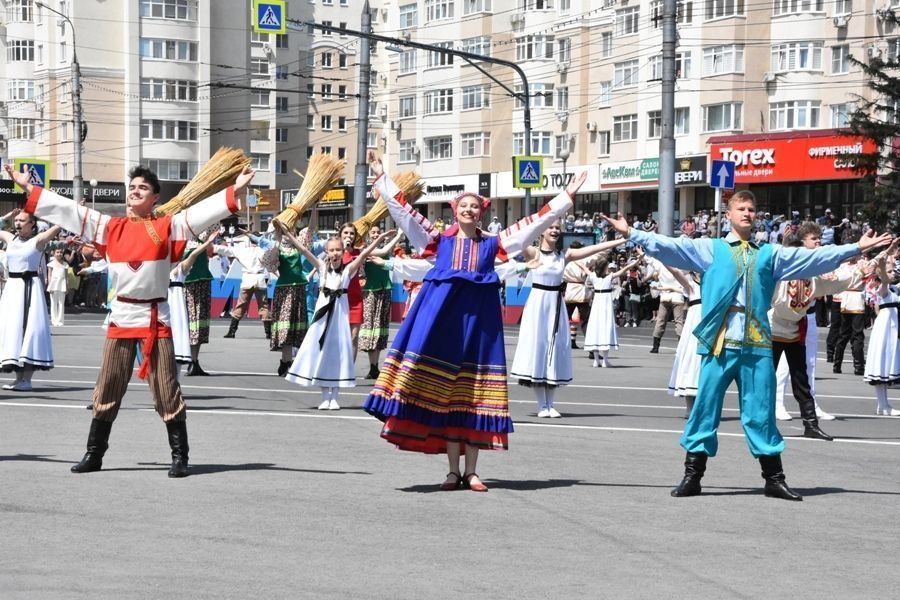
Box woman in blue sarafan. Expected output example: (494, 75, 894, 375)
(363, 150, 586, 492)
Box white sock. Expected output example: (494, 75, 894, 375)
(876, 385, 889, 411)
(534, 387, 547, 411)
(321, 388, 330, 402)
(546, 387, 557, 410)
(601, 350, 609, 361)
(331, 387, 339, 402)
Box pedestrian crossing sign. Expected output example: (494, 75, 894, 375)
(513, 156, 542, 189)
(12, 158, 50, 193)
(252, 0, 286, 35)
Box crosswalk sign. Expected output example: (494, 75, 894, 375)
(252, 0, 286, 35)
(513, 156, 542, 189)
(13, 158, 51, 193)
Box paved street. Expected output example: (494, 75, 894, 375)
(2, 314, 899, 599)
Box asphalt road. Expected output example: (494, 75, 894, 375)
(2, 314, 898, 599)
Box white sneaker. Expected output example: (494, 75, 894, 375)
(5, 380, 32, 392)
(775, 406, 793, 421)
(602, 359, 610, 368)
(537, 409, 550, 418)
(816, 408, 836, 421)
(1, 383, 15, 391)
(548, 407, 562, 418)
(318, 400, 330, 410)
(592, 358, 600, 368)
(328, 399, 341, 410)
(876, 407, 900, 416)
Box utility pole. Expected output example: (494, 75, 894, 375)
(658, 0, 677, 236)
(352, 1, 372, 221)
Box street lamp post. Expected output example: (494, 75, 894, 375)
(89, 178, 98, 210)
(36, 1, 83, 205)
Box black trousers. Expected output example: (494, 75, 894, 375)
(833, 312, 866, 370)
(772, 341, 817, 422)
(825, 302, 843, 355)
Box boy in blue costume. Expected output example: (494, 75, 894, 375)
(603, 191, 891, 501)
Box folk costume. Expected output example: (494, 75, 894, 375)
(271, 236, 310, 376)
(363, 170, 573, 454)
(167, 265, 192, 367)
(864, 286, 900, 415)
(583, 273, 618, 365)
(47, 254, 69, 327)
(647, 257, 686, 353)
(25, 184, 240, 476)
(216, 237, 278, 339)
(358, 260, 393, 354)
(667, 279, 701, 409)
(832, 282, 867, 375)
(628, 228, 864, 500)
(563, 258, 593, 348)
(182, 240, 214, 374)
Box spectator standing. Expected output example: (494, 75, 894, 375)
(643, 213, 658, 233)
(487, 216, 503, 235)
(680, 215, 697, 238)
(646, 256, 686, 352)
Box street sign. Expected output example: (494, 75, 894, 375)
(13, 158, 51, 193)
(252, 0, 286, 35)
(513, 156, 542, 189)
(709, 159, 735, 190)
(247, 194, 258, 208)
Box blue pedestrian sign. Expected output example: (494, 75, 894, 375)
(253, 0, 286, 35)
(513, 156, 542, 189)
(709, 160, 735, 190)
(13, 158, 51, 193)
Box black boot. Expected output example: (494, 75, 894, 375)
(263, 320, 273, 340)
(366, 363, 380, 379)
(671, 452, 707, 497)
(185, 361, 195, 376)
(650, 337, 661, 354)
(187, 361, 209, 376)
(223, 317, 239, 339)
(166, 420, 190, 478)
(826, 349, 834, 363)
(71, 419, 113, 473)
(277, 360, 291, 377)
(759, 455, 802, 501)
(802, 419, 834, 441)
(570, 338, 580, 350)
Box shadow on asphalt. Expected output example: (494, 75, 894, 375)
(0, 453, 77, 464)
(98, 462, 372, 476)
(398, 478, 586, 493)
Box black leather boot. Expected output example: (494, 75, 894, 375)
(366, 363, 380, 379)
(671, 452, 707, 497)
(185, 361, 195, 376)
(223, 317, 239, 338)
(277, 360, 291, 377)
(263, 320, 272, 340)
(802, 419, 834, 441)
(649, 337, 661, 353)
(166, 420, 190, 478)
(71, 419, 113, 473)
(759, 455, 802, 501)
(570, 338, 579, 349)
(187, 361, 209, 376)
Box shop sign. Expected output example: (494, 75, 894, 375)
(419, 174, 482, 203)
(0, 179, 126, 202)
(320, 186, 349, 208)
(600, 156, 707, 188)
(710, 133, 875, 184)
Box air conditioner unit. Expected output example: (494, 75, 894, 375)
(585, 121, 598, 132)
(867, 45, 882, 59)
(401, 31, 411, 41)
(556, 110, 570, 122)
(557, 61, 569, 73)
(380, 105, 388, 118)
(762, 71, 776, 83)
(510, 12, 525, 26)
(833, 14, 850, 28)
(411, 145, 421, 156)
(390, 120, 400, 131)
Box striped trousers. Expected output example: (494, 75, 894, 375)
(92, 337, 186, 423)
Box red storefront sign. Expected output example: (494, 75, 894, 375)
(709, 129, 875, 184)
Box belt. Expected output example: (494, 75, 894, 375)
(9, 271, 38, 338)
(311, 288, 347, 349)
(117, 296, 167, 380)
(882, 302, 900, 338)
(727, 305, 743, 313)
(598, 288, 614, 294)
(169, 282, 184, 288)
(688, 298, 701, 307)
(531, 282, 566, 365)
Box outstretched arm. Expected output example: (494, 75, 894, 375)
(611, 259, 641, 280)
(368, 151, 436, 252)
(601, 212, 713, 272)
(178, 234, 217, 275)
(665, 266, 693, 296)
(348, 229, 397, 276)
(34, 225, 62, 251)
(773, 231, 892, 281)
(371, 230, 404, 258)
(565, 238, 626, 262)
(272, 221, 323, 272)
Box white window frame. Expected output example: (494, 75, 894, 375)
(675, 107, 690, 135)
(461, 84, 490, 110)
(424, 136, 453, 160)
(614, 60, 640, 88)
(702, 44, 744, 76)
(769, 100, 821, 130)
(702, 102, 742, 132)
(399, 140, 418, 163)
(399, 95, 417, 118)
(615, 7, 640, 36)
(461, 132, 491, 157)
(399, 4, 418, 28)
(773, 0, 824, 16)
(399, 50, 417, 74)
(425, 89, 454, 114)
(705, 0, 744, 20)
(139, 0, 197, 21)
(647, 110, 662, 139)
(830, 44, 850, 74)
(463, 0, 492, 15)
(770, 41, 823, 73)
(612, 114, 638, 142)
(425, 0, 454, 22)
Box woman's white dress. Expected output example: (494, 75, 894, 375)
(584, 273, 618, 352)
(286, 266, 356, 388)
(168, 266, 192, 364)
(510, 250, 572, 387)
(864, 286, 900, 385)
(0, 236, 53, 371)
(668, 280, 701, 396)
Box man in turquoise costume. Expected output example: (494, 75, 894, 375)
(603, 191, 891, 501)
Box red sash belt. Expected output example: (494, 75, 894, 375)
(118, 296, 167, 380)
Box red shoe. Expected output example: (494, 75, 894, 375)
(463, 473, 489, 492)
(440, 472, 463, 491)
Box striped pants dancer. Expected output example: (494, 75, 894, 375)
(92, 337, 186, 423)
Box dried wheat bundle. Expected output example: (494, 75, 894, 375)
(274, 153, 346, 229)
(353, 171, 425, 242)
(154, 147, 251, 217)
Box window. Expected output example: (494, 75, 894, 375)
(276, 34, 288, 49)
(140, 119, 198, 141)
(322, 52, 333, 68)
(307, 114, 315, 129)
(557, 38, 571, 64)
(513, 131, 553, 155)
(8, 0, 33, 22)
(251, 58, 270, 77)
(424, 136, 453, 160)
(600, 32, 613, 58)
(613, 114, 638, 141)
(146, 160, 199, 181)
(425, 89, 454, 114)
(399, 50, 417, 74)
(251, 31, 268, 45)
(399, 140, 418, 163)
(462, 36, 492, 58)
(7, 80, 35, 101)
(647, 111, 662, 138)
(338, 85, 347, 100)
(769, 100, 820, 130)
(705, 0, 744, 19)
(515, 83, 554, 108)
(597, 131, 611, 156)
(516, 35, 555, 61)
(338, 148, 347, 160)
(251, 154, 270, 171)
(276, 127, 288, 143)
(7, 40, 34, 62)
(338, 116, 347, 131)
(250, 121, 270, 141)
(834, 0, 851, 15)
(461, 85, 490, 110)
(463, 0, 492, 14)
(770, 41, 823, 72)
(37, 44, 43, 64)
(140, 0, 197, 21)
(399, 95, 417, 118)
(676, 52, 692, 78)
(675, 107, 690, 135)
(614, 60, 640, 88)
(276, 96, 289, 112)
(773, 0, 824, 15)
(321, 84, 333, 100)
(9, 118, 36, 140)
(275, 160, 288, 175)
(702, 102, 742, 132)
(428, 42, 455, 67)
(831, 103, 852, 127)
(599, 81, 612, 106)
(651, 1, 694, 26)
(141, 79, 199, 101)
(461, 132, 491, 157)
(399, 4, 418, 28)
(615, 7, 640, 36)
(555, 135, 573, 159)
(560, 0, 572, 13)
(426, 0, 454, 22)
(556, 87, 569, 111)
(831, 44, 850, 74)
(321, 115, 332, 130)
(322, 21, 332, 36)
(276, 65, 288, 80)
(61, 163, 69, 180)
(139, 39, 198, 62)
(650, 55, 663, 81)
(306, 147, 314, 159)
(702, 44, 744, 76)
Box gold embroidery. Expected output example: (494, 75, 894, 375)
(129, 215, 163, 246)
